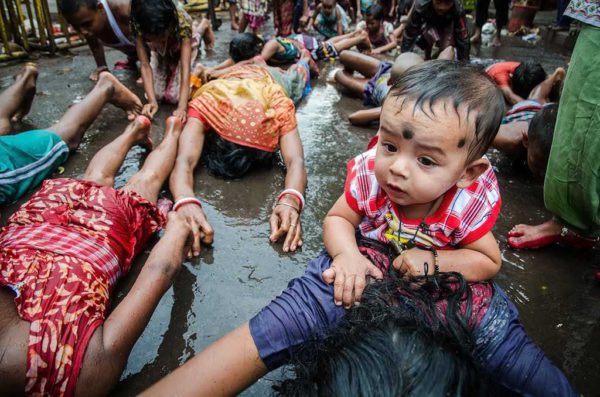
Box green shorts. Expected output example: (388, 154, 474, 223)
(0, 130, 69, 205)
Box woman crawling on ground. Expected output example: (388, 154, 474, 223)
(170, 52, 315, 255)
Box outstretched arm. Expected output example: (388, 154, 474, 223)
(173, 38, 193, 123)
(141, 323, 267, 397)
(86, 36, 108, 81)
(269, 129, 307, 252)
(169, 118, 214, 257)
(500, 85, 524, 105)
(136, 36, 159, 119)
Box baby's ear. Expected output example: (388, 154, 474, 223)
(456, 157, 489, 188)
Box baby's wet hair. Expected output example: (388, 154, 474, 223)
(131, 0, 178, 36)
(512, 62, 546, 99)
(229, 33, 264, 62)
(58, 0, 97, 16)
(387, 60, 505, 163)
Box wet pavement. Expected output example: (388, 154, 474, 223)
(1, 10, 599, 396)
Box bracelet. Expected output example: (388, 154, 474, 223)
(278, 188, 305, 212)
(421, 245, 439, 276)
(173, 197, 203, 211)
(274, 202, 300, 213)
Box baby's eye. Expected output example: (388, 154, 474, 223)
(418, 157, 436, 166)
(383, 143, 397, 153)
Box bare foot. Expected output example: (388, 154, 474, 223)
(98, 72, 143, 120)
(126, 115, 153, 150)
(11, 63, 38, 123)
(507, 219, 562, 249)
(552, 67, 566, 82)
(492, 35, 502, 47)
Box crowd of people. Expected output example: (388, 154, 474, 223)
(0, 0, 598, 395)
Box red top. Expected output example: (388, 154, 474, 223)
(486, 61, 520, 87)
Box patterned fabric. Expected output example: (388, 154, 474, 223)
(344, 146, 502, 248)
(188, 64, 297, 152)
(501, 99, 544, 125)
(362, 61, 392, 107)
(272, 37, 302, 62)
(275, 0, 295, 36)
(0, 178, 164, 396)
(564, 0, 600, 28)
(240, 0, 268, 29)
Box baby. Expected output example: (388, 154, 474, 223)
(324, 60, 505, 306)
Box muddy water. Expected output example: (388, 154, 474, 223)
(0, 16, 598, 396)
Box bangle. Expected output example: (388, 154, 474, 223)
(274, 202, 300, 213)
(173, 197, 203, 211)
(278, 188, 305, 212)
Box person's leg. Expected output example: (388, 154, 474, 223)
(198, 17, 215, 51)
(229, 1, 240, 30)
(528, 67, 566, 104)
(338, 50, 381, 77)
(471, 0, 490, 43)
(122, 116, 184, 203)
(329, 30, 370, 52)
(82, 116, 152, 187)
(238, 13, 248, 32)
(334, 69, 368, 97)
(437, 45, 455, 60)
(0, 63, 37, 135)
(48, 72, 143, 150)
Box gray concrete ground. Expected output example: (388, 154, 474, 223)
(0, 9, 599, 396)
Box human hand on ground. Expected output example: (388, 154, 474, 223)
(269, 198, 303, 252)
(175, 203, 214, 258)
(322, 251, 383, 307)
(142, 102, 159, 119)
(392, 247, 436, 277)
(164, 211, 193, 263)
(172, 107, 187, 124)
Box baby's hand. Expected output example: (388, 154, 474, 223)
(392, 247, 436, 277)
(323, 252, 383, 308)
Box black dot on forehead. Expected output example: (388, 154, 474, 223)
(402, 128, 414, 140)
(458, 137, 466, 148)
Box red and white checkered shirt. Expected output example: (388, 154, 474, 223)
(344, 147, 502, 249)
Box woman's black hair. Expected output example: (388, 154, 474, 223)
(203, 132, 276, 179)
(276, 272, 484, 397)
(387, 60, 505, 163)
(512, 62, 547, 100)
(366, 4, 385, 20)
(130, 0, 179, 36)
(527, 103, 558, 161)
(58, 0, 97, 16)
(229, 33, 264, 62)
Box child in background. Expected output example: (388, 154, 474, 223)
(59, 0, 138, 81)
(310, 0, 350, 39)
(260, 30, 369, 67)
(274, 0, 295, 36)
(401, 0, 470, 61)
(324, 61, 504, 307)
(131, 0, 214, 123)
(486, 61, 547, 105)
(355, 4, 397, 54)
(492, 67, 565, 178)
(239, 0, 268, 34)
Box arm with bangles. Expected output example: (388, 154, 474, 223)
(169, 118, 214, 257)
(135, 36, 159, 119)
(322, 196, 384, 308)
(269, 130, 307, 252)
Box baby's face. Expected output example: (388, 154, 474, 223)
(374, 98, 476, 217)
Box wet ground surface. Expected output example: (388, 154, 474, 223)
(1, 10, 599, 396)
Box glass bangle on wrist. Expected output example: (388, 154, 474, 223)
(173, 197, 203, 211)
(277, 188, 305, 212)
